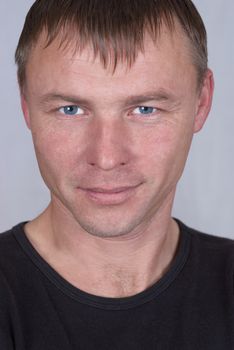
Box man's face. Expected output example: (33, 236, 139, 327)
(22, 24, 212, 238)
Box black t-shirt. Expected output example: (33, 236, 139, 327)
(0, 220, 234, 349)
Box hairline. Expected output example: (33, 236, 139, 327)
(19, 17, 206, 94)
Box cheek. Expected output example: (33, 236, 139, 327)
(137, 122, 193, 179)
(31, 127, 78, 179)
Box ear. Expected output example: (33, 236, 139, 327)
(193, 69, 214, 133)
(20, 92, 31, 130)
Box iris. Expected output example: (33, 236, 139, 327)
(137, 106, 155, 115)
(62, 106, 80, 115)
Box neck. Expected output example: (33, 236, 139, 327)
(25, 194, 180, 298)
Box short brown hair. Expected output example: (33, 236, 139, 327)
(15, 0, 208, 90)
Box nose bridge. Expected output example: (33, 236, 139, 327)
(87, 116, 130, 170)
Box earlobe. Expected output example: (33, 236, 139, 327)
(20, 92, 31, 129)
(194, 69, 214, 133)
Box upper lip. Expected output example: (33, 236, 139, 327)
(80, 185, 141, 194)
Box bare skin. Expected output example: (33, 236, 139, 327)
(22, 23, 213, 298)
(25, 196, 179, 297)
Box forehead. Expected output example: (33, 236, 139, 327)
(25, 22, 197, 98)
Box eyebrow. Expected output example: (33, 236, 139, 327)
(125, 90, 177, 105)
(38, 93, 90, 107)
(38, 89, 177, 107)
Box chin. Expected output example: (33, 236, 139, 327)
(71, 209, 143, 239)
(77, 218, 136, 238)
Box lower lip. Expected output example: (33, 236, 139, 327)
(80, 186, 139, 205)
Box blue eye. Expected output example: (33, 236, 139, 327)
(133, 106, 157, 115)
(59, 105, 84, 115)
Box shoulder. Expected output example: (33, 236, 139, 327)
(0, 223, 26, 259)
(0, 227, 19, 305)
(178, 219, 234, 249)
(0, 223, 29, 282)
(0, 226, 18, 261)
(177, 219, 234, 275)
(0, 225, 28, 349)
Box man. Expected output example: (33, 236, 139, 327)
(0, 0, 233, 349)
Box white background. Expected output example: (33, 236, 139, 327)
(0, 1, 233, 237)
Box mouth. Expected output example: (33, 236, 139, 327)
(79, 184, 141, 206)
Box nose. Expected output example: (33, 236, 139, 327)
(86, 118, 131, 171)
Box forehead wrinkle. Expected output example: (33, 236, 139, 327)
(27, 22, 197, 105)
(37, 88, 180, 112)
(37, 22, 180, 75)
(30, 22, 194, 79)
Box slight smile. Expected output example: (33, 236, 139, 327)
(79, 184, 142, 206)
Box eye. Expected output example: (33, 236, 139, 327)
(59, 105, 84, 116)
(133, 106, 157, 115)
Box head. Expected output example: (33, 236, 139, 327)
(16, 0, 214, 238)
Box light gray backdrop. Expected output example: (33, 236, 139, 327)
(0, 1, 233, 237)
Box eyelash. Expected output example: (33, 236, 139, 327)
(57, 105, 160, 118)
